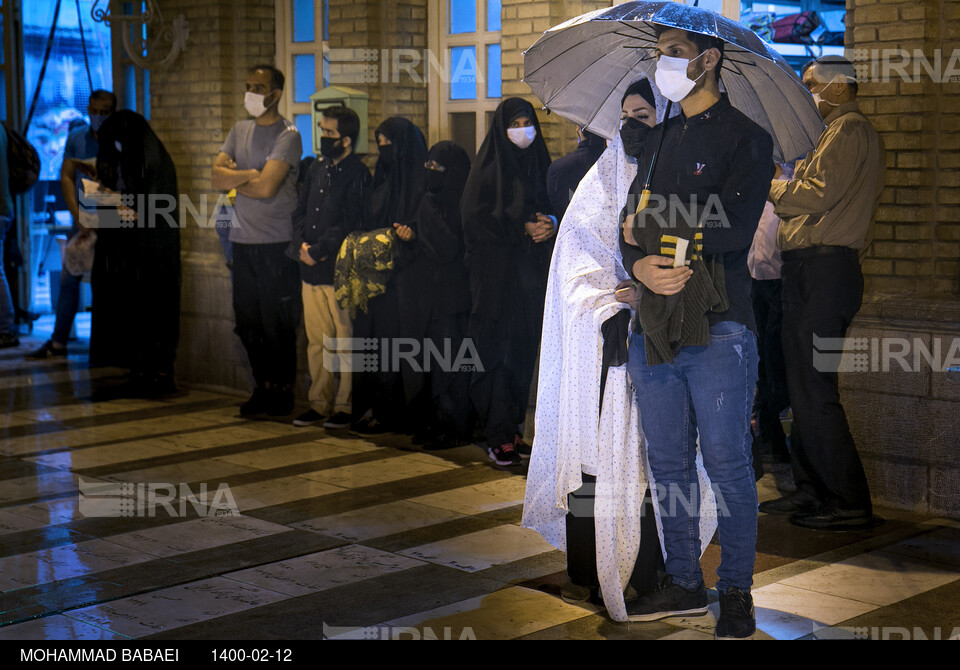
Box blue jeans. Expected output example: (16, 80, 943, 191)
(627, 321, 759, 592)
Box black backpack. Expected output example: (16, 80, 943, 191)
(2, 121, 41, 195)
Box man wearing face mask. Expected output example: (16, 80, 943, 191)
(212, 65, 303, 418)
(618, 27, 774, 639)
(28, 90, 117, 359)
(290, 106, 371, 430)
(762, 56, 885, 531)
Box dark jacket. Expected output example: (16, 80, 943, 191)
(546, 132, 607, 224)
(292, 152, 372, 285)
(619, 94, 774, 334)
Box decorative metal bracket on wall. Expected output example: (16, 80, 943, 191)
(91, 0, 189, 69)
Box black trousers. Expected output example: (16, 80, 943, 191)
(781, 249, 871, 512)
(232, 242, 301, 387)
(566, 475, 664, 597)
(751, 278, 790, 446)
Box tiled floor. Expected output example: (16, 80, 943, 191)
(0, 333, 958, 641)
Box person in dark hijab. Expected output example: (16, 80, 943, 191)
(393, 141, 473, 448)
(89, 111, 181, 399)
(351, 117, 428, 433)
(546, 127, 606, 223)
(461, 97, 555, 466)
(370, 117, 428, 229)
(619, 78, 658, 159)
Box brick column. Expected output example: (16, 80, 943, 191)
(327, 0, 427, 163)
(149, 0, 276, 390)
(851, 0, 960, 295)
(842, 0, 960, 517)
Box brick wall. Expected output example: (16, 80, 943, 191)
(327, 0, 428, 163)
(150, 0, 277, 390)
(842, 0, 960, 517)
(851, 0, 960, 296)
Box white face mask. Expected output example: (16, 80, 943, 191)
(507, 126, 537, 149)
(244, 91, 269, 118)
(655, 52, 708, 103)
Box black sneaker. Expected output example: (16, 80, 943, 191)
(625, 576, 708, 622)
(323, 412, 352, 429)
(715, 586, 756, 640)
(488, 442, 521, 466)
(351, 417, 387, 435)
(0, 333, 20, 349)
(26, 340, 67, 359)
(514, 434, 532, 457)
(240, 387, 269, 417)
(293, 409, 327, 427)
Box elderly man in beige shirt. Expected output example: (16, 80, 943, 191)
(760, 56, 885, 532)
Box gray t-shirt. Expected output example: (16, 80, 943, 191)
(220, 117, 302, 244)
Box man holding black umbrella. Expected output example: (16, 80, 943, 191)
(619, 26, 773, 640)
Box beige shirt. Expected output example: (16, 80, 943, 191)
(769, 101, 885, 252)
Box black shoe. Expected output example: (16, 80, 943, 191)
(267, 387, 295, 417)
(789, 505, 881, 532)
(625, 576, 708, 622)
(423, 431, 465, 451)
(758, 492, 820, 516)
(240, 387, 269, 417)
(135, 374, 178, 398)
(715, 586, 756, 640)
(323, 412, 352, 429)
(0, 333, 20, 349)
(514, 434, 532, 457)
(91, 375, 147, 402)
(293, 409, 327, 427)
(26, 340, 67, 359)
(351, 417, 387, 435)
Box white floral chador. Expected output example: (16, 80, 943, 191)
(521, 133, 719, 622)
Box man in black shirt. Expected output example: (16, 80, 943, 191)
(291, 106, 371, 429)
(619, 27, 773, 640)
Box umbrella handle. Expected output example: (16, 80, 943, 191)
(634, 189, 651, 214)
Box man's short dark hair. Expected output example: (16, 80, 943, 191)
(322, 105, 360, 147)
(249, 64, 285, 91)
(803, 56, 858, 96)
(653, 26, 725, 80)
(90, 89, 117, 112)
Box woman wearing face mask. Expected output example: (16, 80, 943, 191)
(350, 117, 428, 434)
(392, 141, 473, 448)
(88, 111, 181, 399)
(461, 97, 555, 466)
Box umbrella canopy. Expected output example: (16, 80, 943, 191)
(523, 1, 823, 162)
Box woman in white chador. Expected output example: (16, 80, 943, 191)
(522, 87, 718, 622)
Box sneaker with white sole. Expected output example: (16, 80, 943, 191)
(625, 575, 708, 622)
(488, 442, 521, 466)
(293, 409, 327, 427)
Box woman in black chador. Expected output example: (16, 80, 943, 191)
(90, 111, 180, 399)
(461, 97, 556, 466)
(351, 116, 427, 433)
(393, 141, 474, 448)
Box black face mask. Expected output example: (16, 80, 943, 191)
(379, 144, 394, 166)
(620, 117, 653, 158)
(425, 167, 444, 193)
(320, 136, 344, 160)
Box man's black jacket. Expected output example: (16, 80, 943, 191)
(619, 94, 774, 332)
(292, 152, 372, 286)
